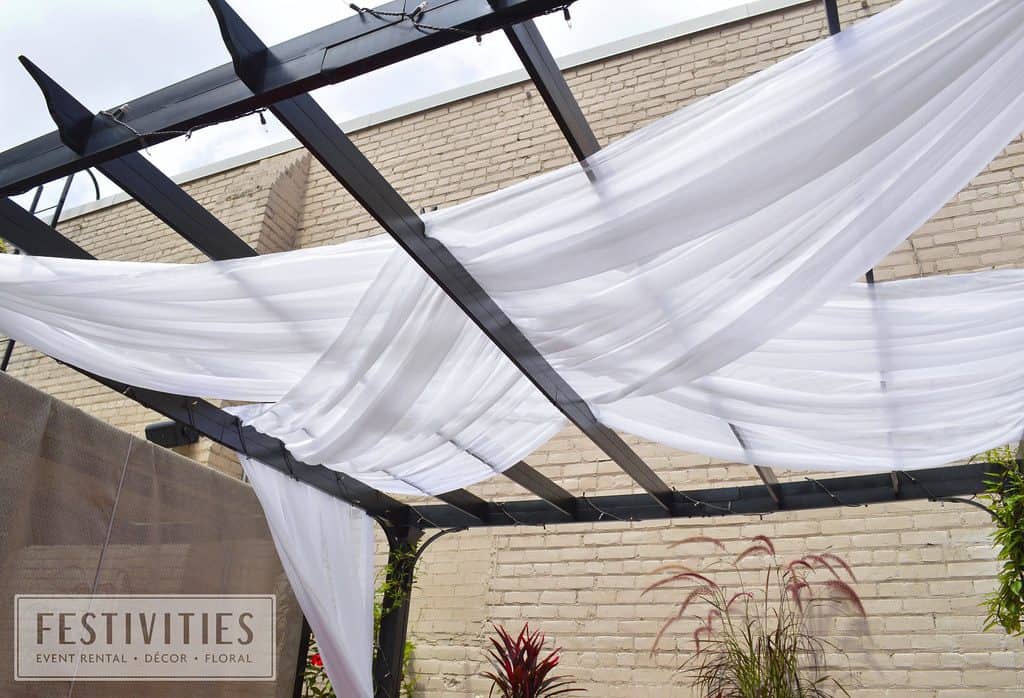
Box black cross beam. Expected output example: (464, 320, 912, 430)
(497, 15, 600, 161)
(0, 0, 580, 196)
(18, 57, 257, 260)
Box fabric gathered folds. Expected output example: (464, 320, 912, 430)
(2, 0, 1024, 496)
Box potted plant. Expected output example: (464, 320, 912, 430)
(481, 622, 583, 697)
(645, 535, 865, 697)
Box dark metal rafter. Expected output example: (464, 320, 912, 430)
(209, 0, 671, 512)
(0, 0, 579, 196)
(496, 15, 600, 161)
(823, 0, 906, 498)
(18, 56, 257, 260)
(0, 197, 90, 258)
(753, 465, 782, 506)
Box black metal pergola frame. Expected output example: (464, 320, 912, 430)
(0, 1, 998, 695)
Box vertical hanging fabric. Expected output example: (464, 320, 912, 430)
(240, 457, 376, 698)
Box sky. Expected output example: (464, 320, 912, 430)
(0, 0, 746, 212)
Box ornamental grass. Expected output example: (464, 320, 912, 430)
(645, 535, 866, 698)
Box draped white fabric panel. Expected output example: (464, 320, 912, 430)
(603, 271, 1024, 470)
(428, 0, 1024, 414)
(241, 456, 375, 698)
(0, 0, 1022, 493)
(226, 249, 563, 495)
(0, 241, 562, 495)
(0, 243, 387, 401)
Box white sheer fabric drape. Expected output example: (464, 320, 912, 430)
(602, 272, 1024, 470)
(232, 250, 563, 495)
(427, 0, 1024, 455)
(240, 456, 375, 698)
(0, 0, 1023, 492)
(0, 243, 562, 495)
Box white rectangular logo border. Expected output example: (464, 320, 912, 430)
(14, 594, 277, 682)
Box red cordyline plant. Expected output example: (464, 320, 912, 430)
(481, 623, 583, 698)
(644, 536, 866, 698)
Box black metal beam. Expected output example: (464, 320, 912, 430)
(100, 376, 420, 522)
(434, 489, 492, 522)
(822, 3, 908, 506)
(728, 421, 781, 506)
(503, 461, 576, 517)
(824, 0, 841, 35)
(499, 17, 599, 161)
(19, 57, 257, 260)
(435, 463, 577, 521)
(0, 0, 577, 196)
(412, 462, 998, 528)
(0, 197, 91, 258)
(210, 0, 673, 512)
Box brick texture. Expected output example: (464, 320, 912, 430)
(6, 0, 1024, 695)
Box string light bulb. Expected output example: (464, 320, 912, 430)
(563, 6, 572, 29)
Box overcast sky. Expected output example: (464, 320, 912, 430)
(1, 0, 745, 212)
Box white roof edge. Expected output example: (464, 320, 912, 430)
(58, 0, 808, 222)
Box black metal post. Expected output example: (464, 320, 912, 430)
(292, 616, 312, 698)
(0, 336, 14, 372)
(824, 0, 841, 35)
(373, 525, 423, 698)
(49, 171, 74, 226)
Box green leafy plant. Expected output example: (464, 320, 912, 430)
(981, 445, 1024, 636)
(645, 536, 865, 698)
(481, 623, 583, 698)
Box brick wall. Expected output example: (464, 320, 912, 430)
(6, 0, 1024, 695)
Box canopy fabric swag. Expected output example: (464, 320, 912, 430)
(1, 0, 1024, 495)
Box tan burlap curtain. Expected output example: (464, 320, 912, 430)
(0, 373, 304, 697)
